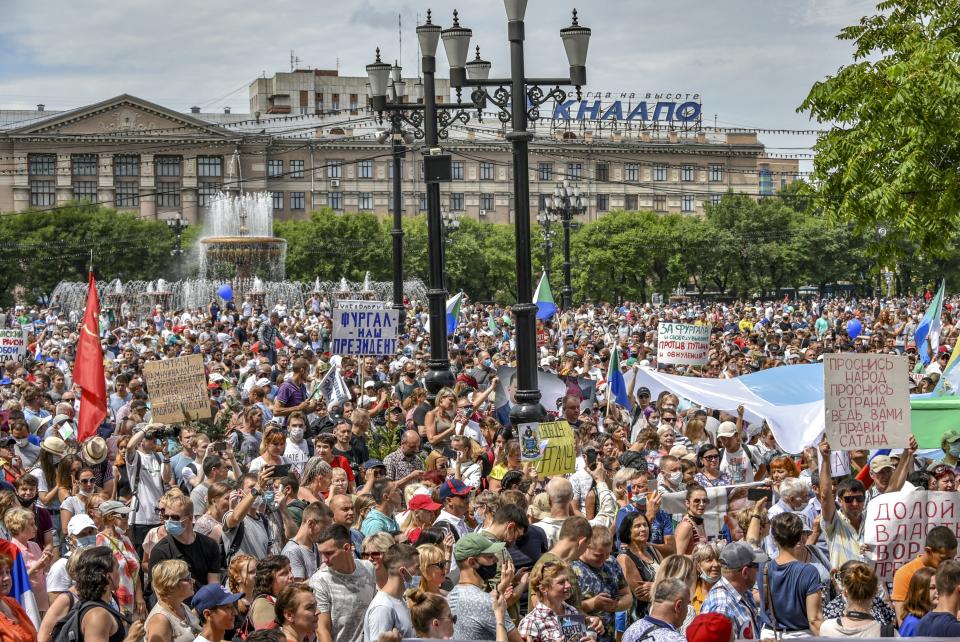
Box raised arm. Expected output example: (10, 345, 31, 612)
(818, 435, 836, 525)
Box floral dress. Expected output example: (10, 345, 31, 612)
(96, 530, 140, 617)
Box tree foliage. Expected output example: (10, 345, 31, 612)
(798, 0, 960, 255)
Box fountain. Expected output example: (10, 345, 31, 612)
(198, 192, 287, 282)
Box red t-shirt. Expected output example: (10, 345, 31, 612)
(330, 455, 355, 482)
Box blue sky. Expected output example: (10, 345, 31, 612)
(0, 0, 878, 156)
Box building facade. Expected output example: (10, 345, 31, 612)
(0, 94, 799, 226)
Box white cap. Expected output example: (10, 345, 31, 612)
(717, 421, 738, 438)
(67, 513, 97, 536)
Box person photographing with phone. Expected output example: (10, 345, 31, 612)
(126, 422, 174, 556)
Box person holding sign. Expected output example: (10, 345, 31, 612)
(273, 358, 316, 422)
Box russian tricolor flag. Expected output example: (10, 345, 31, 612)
(0, 539, 39, 630)
(446, 292, 464, 335)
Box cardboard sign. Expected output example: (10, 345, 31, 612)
(536, 420, 576, 477)
(520, 422, 542, 462)
(656, 322, 710, 366)
(824, 354, 911, 450)
(331, 300, 398, 356)
(865, 488, 960, 584)
(0, 329, 27, 362)
(143, 354, 211, 424)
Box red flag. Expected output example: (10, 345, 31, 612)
(73, 271, 107, 442)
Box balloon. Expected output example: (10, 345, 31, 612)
(217, 284, 233, 301)
(847, 318, 862, 339)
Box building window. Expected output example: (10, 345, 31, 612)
(115, 181, 140, 207)
(271, 191, 284, 210)
(199, 182, 220, 207)
(289, 160, 304, 179)
(681, 165, 695, 182)
(317, 94, 324, 112)
(479, 162, 494, 181)
(597, 194, 610, 211)
(419, 193, 427, 212)
(29, 154, 56, 176)
(567, 163, 582, 180)
(327, 160, 342, 179)
(155, 156, 181, 177)
(710, 194, 723, 206)
(624, 164, 639, 183)
(595, 163, 609, 182)
(198, 156, 223, 177)
(156, 182, 180, 208)
(349, 94, 358, 112)
(358, 192, 374, 210)
(358, 160, 373, 179)
(709, 164, 724, 182)
(331, 94, 340, 112)
(625, 194, 638, 210)
(30, 180, 55, 207)
(73, 181, 98, 203)
(290, 191, 305, 210)
(329, 191, 343, 210)
(114, 155, 140, 177)
(479, 193, 494, 211)
(452, 162, 464, 180)
(72, 154, 97, 176)
(450, 193, 464, 211)
(653, 164, 667, 181)
(388, 160, 404, 179)
(653, 195, 667, 212)
(681, 195, 695, 212)
(538, 162, 553, 181)
(759, 169, 774, 196)
(267, 160, 283, 177)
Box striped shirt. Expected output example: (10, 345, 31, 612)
(822, 507, 866, 570)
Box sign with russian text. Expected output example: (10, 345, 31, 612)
(0, 329, 27, 362)
(864, 488, 960, 583)
(536, 420, 576, 477)
(824, 354, 911, 450)
(656, 322, 710, 366)
(552, 91, 702, 124)
(331, 301, 398, 356)
(143, 354, 211, 424)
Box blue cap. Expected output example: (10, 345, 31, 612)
(363, 459, 385, 470)
(0, 378, 10, 386)
(192, 584, 244, 614)
(438, 478, 473, 501)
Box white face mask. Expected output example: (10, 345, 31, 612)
(288, 427, 304, 441)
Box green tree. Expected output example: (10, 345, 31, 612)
(276, 209, 390, 282)
(799, 0, 960, 254)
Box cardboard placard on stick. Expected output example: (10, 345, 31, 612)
(0, 328, 27, 362)
(331, 300, 398, 356)
(536, 420, 576, 477)
(824, 353, 911, 450)
(656, 322, 711, 366)
(143, 354, 211, 424)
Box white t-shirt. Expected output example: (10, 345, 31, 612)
(61, 494, 88, 517)
(46, 557, 72, 593)
(363, 591, 414, 642)
(248, 455, 290, 473)
(284, 440, 310, 476)
(128, 450, 165, 526)
(720, 446, 755, 484)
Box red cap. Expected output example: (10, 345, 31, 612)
(686, 613, 733, 642)
(408, 494, 443, 512)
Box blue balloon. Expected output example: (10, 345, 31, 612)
(847, 318, 862, 339)
(217, 284, 233, 301)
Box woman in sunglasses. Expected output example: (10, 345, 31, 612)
(694, 445, 732, 488)
(416, 544, 450, 596)
(674, 485, 710, 555)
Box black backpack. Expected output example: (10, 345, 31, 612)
(52, 599, 125, 642)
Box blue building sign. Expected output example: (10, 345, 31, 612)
(552, 91, 702, 124)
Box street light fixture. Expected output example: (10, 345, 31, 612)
(547, 180, 585, 310)
(165, 216, 189, 281)
(536, 208, 558, 284)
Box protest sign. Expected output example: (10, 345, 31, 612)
(520, 422, 542, 462)
(0, 329, 27, 362)
(143, 354, 211, 424)
(824, 354, 911, 450)
(331, 300, 398, 356)
(816, 449, 852, 478)
(314, 366, 351, 406)
(864, 488, 960, 584)
(662, 482, 763, 537)
(536, 420, 576, 477)
(656, 322, 710, 366)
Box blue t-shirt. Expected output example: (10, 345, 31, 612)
(757, 559, 821, 631)
(899, 613, 920, 637)
(917, 611, 960, 636)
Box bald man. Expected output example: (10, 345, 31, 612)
(330, 494, 365, 555)
(383, 429, 425, 488)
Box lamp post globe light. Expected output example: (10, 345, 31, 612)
(536, 209, 558, 284)
(166, 215, 189, 281)
(547, 180, 586, 311)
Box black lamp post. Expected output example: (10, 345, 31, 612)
(367, 10, 475, 402)
(454, 1, 591, 428)
(547, 180, 585, 310)
(166, 215, 189, 281)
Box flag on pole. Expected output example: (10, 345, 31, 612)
(446, 292, 464, 335)
(915, 280, 945, 365)
(73, 271, 107, 442)
(0, 538, 39, 629)
(606, 346, 631, 411)
(534, 271, 557, 321)
(487, 314, 498, 334)
(315, 366, 351, 406)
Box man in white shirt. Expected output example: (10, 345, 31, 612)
(284, 411, 311, 476)
(717, 418, 762, 484)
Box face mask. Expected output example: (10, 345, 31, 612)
(288, 428, 304, 441)
(164, 519, 185, 537)
(14, 438, 28, 448)
(473, 508, 485, 525)
(404, 573, 421, 591)
(668, 471, 683, 487)
(262, 491, 275, 506)
(76, 535, 97, 549)
(16, 495, 35, 507)
(950, 443, 960, 457)
(476, 560, 498, 582)
(700, 572, 720, 585)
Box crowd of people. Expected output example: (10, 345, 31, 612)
(0, 291, 957, 641)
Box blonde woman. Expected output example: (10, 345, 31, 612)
(425, 388, 458, 451)
(362, 532, 395, 589)
(417, 544, 449, 596)
(451, 435, 484, 488)
(329, 467, 349, 497)
(5, 507, 52, 620)
(652, 554, 698, 632)
(145, 559, 201, 642)
(248, 427, 289, 473)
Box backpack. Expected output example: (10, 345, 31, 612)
(52, 599, 124, 642)
(219, 519, 246, 578)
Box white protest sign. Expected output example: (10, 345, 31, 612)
(0, 329, 27, 362)
(824, 354, 911, 450)
(656, 322, 710, 366)
(865, 488, 960, 584)
(331, 300, 398, 356)
(817, 449, 852, 478)
(661, 482, 763, 537)
(315, 366, 351, 406)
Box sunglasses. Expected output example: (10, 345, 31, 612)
(362, 551, 383, 560)
(703, 454, 720, 461)
(163, 513, 186, 522)
(842, 495, 865, 503)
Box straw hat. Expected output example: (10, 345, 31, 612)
(40, 436, 68, 458)
(82, 437, 108, 465)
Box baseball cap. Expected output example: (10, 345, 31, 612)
(685, 613, 733, 642)
(453, 532, 505, 562)
(927, 462, 956, 478)
(254, 377, 272, 388)
(192, 583, 245, 615)
(943, 430, 960, 444)
(0, 437, 16, 449)
(67, 513, 97, 536)
(717, 421, 738, 439)
(362, 459, 385, 471)
(438, 478, 472, 501)
(869, 455, 896, 474)
(408, 494, 443, 511)
(99, 500, 132, 517)
(719, 541, 768, 569)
